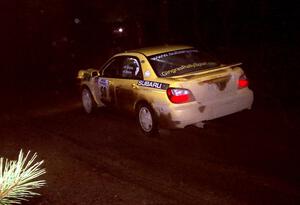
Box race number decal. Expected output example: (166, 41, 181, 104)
(100, 86, 107, 98)
(98, 78, 109, 98)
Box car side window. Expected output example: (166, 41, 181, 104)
(121, 57, 142, 79)
(102, 57, 124, 78)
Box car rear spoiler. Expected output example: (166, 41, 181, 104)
(170, 62, 243, 79)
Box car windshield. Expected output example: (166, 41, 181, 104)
(148, 49, 219, 77)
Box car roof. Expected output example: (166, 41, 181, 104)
(125, 45, 194, 57)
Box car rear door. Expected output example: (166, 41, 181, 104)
(115, 56, 143, 112)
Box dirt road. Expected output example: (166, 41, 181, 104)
(1, 90, 299, 204)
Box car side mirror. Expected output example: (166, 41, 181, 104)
(91, 71, 99, 77)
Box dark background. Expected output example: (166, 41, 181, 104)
(1, 2, 300, 204)
(1, 0, 299, 109)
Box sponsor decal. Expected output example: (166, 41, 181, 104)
(137, 80, 169, 90)
(160, 62, 216, 77)
(98, 78, 109, 87)
(144, 70, 151, 77)
(150, 49, 199, 60)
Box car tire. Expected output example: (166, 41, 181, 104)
(137, 104, 159, 137)
(81, 87, 96, 114)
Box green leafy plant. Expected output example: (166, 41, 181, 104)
(0, 150, 46, 205)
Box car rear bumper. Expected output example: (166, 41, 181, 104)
(158, 88, 254, 129)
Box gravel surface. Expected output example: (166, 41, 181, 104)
(1, 89, 299, 205)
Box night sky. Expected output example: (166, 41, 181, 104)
(2, 0, 299, 107)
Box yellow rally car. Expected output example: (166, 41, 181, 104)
(78, 45, 253, 136)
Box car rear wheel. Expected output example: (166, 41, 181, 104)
(137, 104, 158, 137)
(81, 88, 96, 114)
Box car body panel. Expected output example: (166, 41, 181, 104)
(78, 45, 254, 129)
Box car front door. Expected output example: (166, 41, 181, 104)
(99, 57, 124, 106)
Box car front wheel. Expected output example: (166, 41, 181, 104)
(81, 88, 96, 114)
(137, 104, 158, 137)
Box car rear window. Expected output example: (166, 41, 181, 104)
(148, 49, 219, 77)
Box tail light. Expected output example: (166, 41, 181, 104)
(167, 88, 195, 104)
(238, 74, 249, 89)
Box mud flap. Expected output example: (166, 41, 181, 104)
(194, 122, 205, 128)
